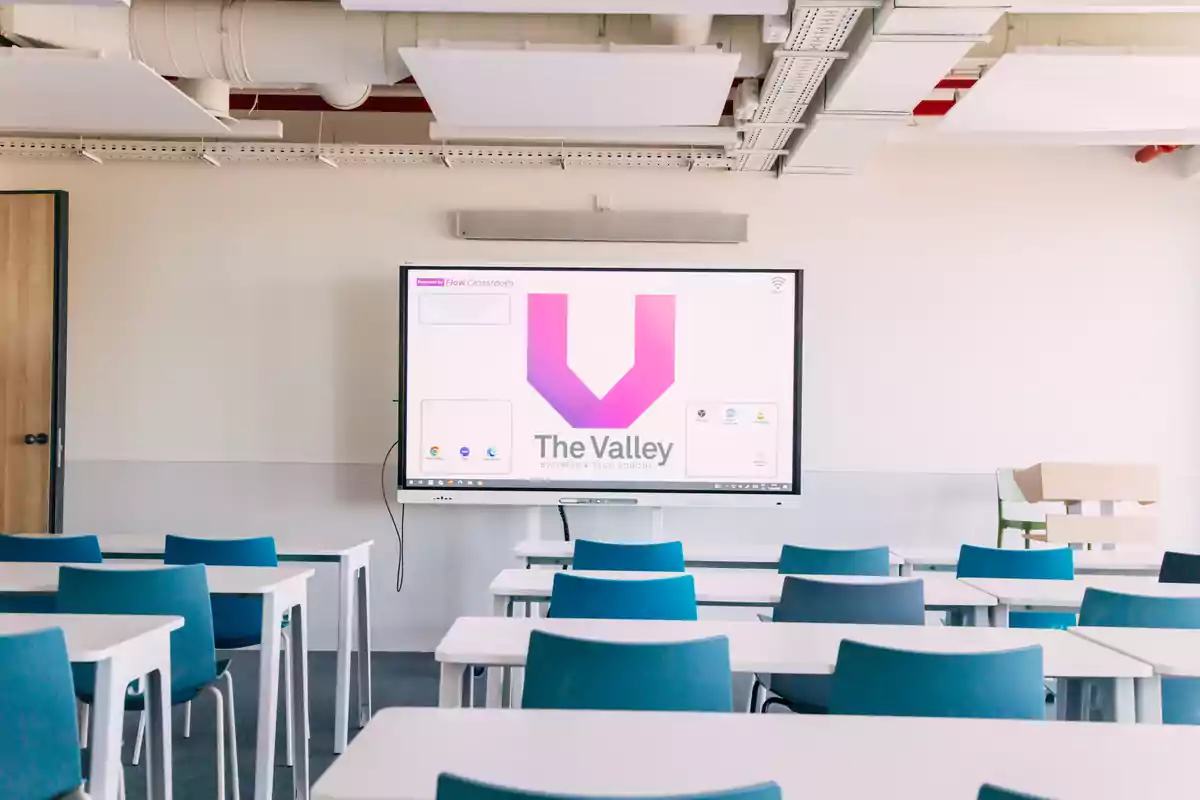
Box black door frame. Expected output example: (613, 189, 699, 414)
(1, 190, 68, 532)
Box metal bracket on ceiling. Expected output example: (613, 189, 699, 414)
(439, 142, 452, 169)
(772, 49, 850, 60)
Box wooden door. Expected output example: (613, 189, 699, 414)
(0, 192, 66, 533)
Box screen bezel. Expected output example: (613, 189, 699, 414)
(397, 264, 803, 505)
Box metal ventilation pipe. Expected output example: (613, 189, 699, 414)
(130, 0, 415, 106)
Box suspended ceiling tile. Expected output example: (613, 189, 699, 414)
(347, 0, 785, 11)
(824, 36, 984, 113)
(782, 112, 908, 172)
(873, 4, 1004, 36)
(941, 50, 1200, 135)
(401, 45, 739, 127)
(0, 49, 230, 136)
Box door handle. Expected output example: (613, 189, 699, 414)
(23, 433, 49, 445)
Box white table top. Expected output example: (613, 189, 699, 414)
(514, 540, 903, 567)
(437, 617, 1150, 679)
(960, 574, 1200, 609)
(892, 546, 1167, 574)
(312, 708, 1200, 800)
(0, 613, 183, 662)
(57, 533, 374, 560)
(0, 562, 314, 596)
(1069, 626, 1200, 677)
(489, 569, 997, 610)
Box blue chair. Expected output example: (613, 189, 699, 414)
(956, 545, 1076, 629)
(978, 786, 1049, 800)
(164, 534, 297, 763)
(437, 774, 781, 800)
(777, 545, 891, 576)
(829, 639, 1045, 720)
(1079, 587, 1200, 725)
(0, 627, 85, 800)
(754, 577, 926, 714)
(0, 533, 103, 613)
(1158, 551, 1200, 584)
(522, 630, 733, 712)
(56, 565, 239, 799)
(547, 573, 697, 621)
(572, 540, 685, 572)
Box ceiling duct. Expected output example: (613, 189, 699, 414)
(736, 3, 868, 172)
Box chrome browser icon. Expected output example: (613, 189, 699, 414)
(428, 446, 440, 457)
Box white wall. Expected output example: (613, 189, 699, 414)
(2, 144, 1198, 650)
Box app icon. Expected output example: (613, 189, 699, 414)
(756, 410, 766, 422)
(696, 409, 707, 419)
(724, 408, 737, 421)
(428, 446, 440, 457)
(486, 447, 498, 458)
(459, 446, 471, 458)
(446, 480, 454, 485)
(436, 480, 444, 486)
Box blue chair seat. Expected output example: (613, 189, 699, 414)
(571, 539, 686, 572)
(437, 774, 781, 800)
(778, 545, 891, 576)
(547, 573, 697, 621)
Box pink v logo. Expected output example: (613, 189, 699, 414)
(527, 294, 675, 429)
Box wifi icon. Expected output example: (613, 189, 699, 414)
(770, 276, 786, 291)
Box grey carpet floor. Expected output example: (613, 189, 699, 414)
(119, 651, 439, 800)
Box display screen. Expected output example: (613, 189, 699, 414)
(399, 266, 802, 495)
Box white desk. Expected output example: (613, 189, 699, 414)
(514, 541, 903, 572)
(0, 562, 313, 800)
(892, 546, 1166, 577)
(959, 575, 1200, 629)
(1069, 626, 1200, 724)
(89, 533, 374, 754)
(0, 613, 182, 800)
(312, 708, 1200, 800)
(489, 569, 997, 619)
(436, 617, 1151, 720)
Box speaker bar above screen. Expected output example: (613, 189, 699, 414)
(398, 266, 803, 507)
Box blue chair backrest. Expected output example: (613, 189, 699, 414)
(0, 533, 104, 613)
(0, 533, 102, 563)
(778, 545, 891, 576)
(978, 786, 1049, 800)
(57, 565, 217, 705)
(572, 540, 685, 572)
(956, 545, 1073, 580)
(829, 639, 1045, 720)
(1159, 551, 1200, 584)
(1078, 586, 1200, 725)
(165, 534, 277, 648)
(436, 774, 781, 800)
(547, 573, 697, 621)
(0, 628, 84, 800)
(523, 630, 733, 712)
(768, 577, 927, 712)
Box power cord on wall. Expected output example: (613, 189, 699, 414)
(380, 440, 405, 592)
(558, 504, 571, 542)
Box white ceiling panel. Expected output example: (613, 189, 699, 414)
(783, 112, 908, 173)
(347, 0, 785, 11)
(942, 51, 1200, 135)
(824, 36, 983, 113)
(402, 45, 739, 127)
(873, 5, 1004, 35)
(0, 49, 231, 137)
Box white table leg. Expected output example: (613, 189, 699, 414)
(333, 555, 354, 754)
(88, 659, 126, 800)
(1135, 676, 1164, 724)
(254, 592, 284, 800)
(492, 594, 509, 617)
(988, 604, 1010, 628)
(143, 660, 173, 800)
(1055, 679, 1084, 721)
(898, 564, 912, 577)
(972, 606, 989, 627)
(486, 594, 511, 706)
(1113, 677, 1136, 724)
(290, 596, 311, 800)
(355, 563, 372, 728)
(439, 663, 466, 708)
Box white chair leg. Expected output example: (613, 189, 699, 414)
(183, 700, 192, 738)
(283, 629, 295, 767)
(221, 671, 241, 800)
(77, 700, 90, 749)
(206, 685, 226, 800)
(131, 709, 147, 766)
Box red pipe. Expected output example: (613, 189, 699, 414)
(1134, 145, 1180, 163)
(913, 99, 955, 117)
